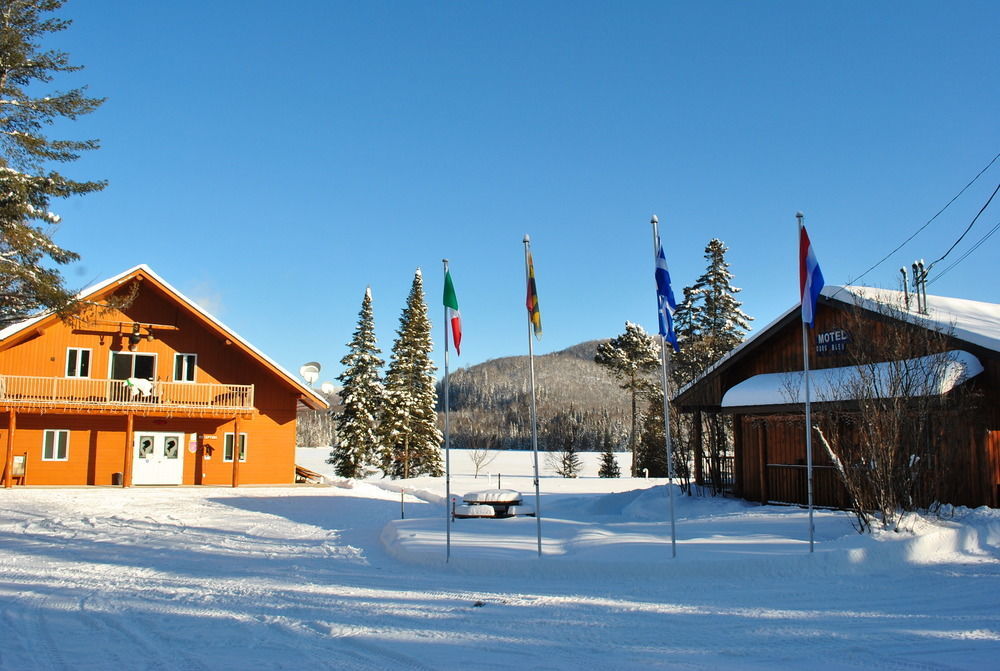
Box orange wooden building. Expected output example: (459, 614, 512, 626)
(0, 265, 327, 487)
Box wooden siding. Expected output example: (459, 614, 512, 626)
(0, 272, 310, 486)
(676, 297, 1000, 509)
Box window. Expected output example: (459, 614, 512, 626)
(42, 430, 69, 461)
(223, 433, 247, 462)
(66, 348, 91, 378)
(110, 352, 155, 380)
(173, 353, 197, 382)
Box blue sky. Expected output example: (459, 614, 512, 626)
(45, 1, 998, 385)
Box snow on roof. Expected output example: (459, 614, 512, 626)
(826, 285, 1000, 353)
(0, 264, 327, 409)
(676, 285, 1000, 400)
(721, 350, 983, 407)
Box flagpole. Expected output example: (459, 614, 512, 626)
(797, 212, 815, 553)
(442, 259, 452, 562)
(651, 215, 677, 558)
(523, 234, 543, 558)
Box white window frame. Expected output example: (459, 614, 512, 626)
(173, 353, 197, 382)
(42, 429, 70, 461)
(109, 351, 157, 380)
(66, 347, 92, 378)
(223, 433, 247, 463)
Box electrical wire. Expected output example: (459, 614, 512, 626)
(845, 151, 1000, 287)
(928, 218, 1000, 285)
(926, 180, 1000, 271)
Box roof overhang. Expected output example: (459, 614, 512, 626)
(720, 350, 983, 410)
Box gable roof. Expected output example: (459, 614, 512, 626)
(675, 285, 1000, 401)
(0, 264, 328, 410)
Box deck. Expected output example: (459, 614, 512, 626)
(0, 375, 254, 416)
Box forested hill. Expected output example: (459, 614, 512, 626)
(437, 340, 632, 451)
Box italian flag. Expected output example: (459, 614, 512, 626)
(443, 269, 462, 355)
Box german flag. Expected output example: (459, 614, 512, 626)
(525, 250, 542, 339)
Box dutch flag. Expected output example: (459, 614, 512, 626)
(799, 224, 825, 328)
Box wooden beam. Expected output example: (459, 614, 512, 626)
(231, 415, 241, 488)
(693, 410, 703, 485)
(3, 410, 14, 488)
(758, 421, 769, 505)
(122, 413, 134, 487)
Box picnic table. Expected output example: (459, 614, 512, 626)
(453, 489, 535, 518)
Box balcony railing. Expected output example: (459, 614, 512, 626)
(0, 375, 254, 413)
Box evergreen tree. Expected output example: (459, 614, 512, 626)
(380, 270, 443, 478)
(329, 287, 384, 478)
(636, 386, 693, 488)
(594, 322, 660, 475)
(0, 0, 106, 325)
(544, 409, 584, 478)
(597, 431, 620, 478)
(671, 286, 715, 386)
(687, 239, 753, 363)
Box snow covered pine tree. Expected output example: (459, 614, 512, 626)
(594, 322, 660, 476)
(380, 270, 444, 479)
(685, 239, 753, 366)
(0, 0, 106, 324)
(330, 287, 385, 478)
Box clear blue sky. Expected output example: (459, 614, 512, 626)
(46, 0, 998, 384)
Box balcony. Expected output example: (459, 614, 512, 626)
(0, 375, 254, 416)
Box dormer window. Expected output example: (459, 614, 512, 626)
(66, 348, 91, 378)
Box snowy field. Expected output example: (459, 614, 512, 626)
(0, 448, 996, 670)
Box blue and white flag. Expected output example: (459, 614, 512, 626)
(655, 236, 679, 352)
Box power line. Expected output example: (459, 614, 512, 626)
(928, 218, 1000, 285)
(926, 180, 1000, 271)
(846, 151, 1000, 287)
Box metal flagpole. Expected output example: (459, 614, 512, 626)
(442, 259, 453, 562)
(523, 235, 543, 558)
(798, 213, 815, 553)
(651, 215, 677, 558)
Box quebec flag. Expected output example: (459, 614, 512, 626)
(655, 236, 680, 352)
(799, 225, 825, 328)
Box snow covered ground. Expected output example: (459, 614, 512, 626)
(0, 448, 997, 670)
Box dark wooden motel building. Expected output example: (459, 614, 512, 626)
(0, 265, 327, 488)
(674, 285, 999, 509)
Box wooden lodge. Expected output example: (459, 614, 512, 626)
(674, 286, 1000, 509)
(0, 265, 328, 487)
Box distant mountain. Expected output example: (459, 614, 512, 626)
(438, 340, 631, 452)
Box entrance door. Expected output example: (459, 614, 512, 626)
(133, 432, 184, 485)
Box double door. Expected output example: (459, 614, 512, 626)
(133, 432, 184, 485)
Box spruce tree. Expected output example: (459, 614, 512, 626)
(380, 269, 443, 479)
(594, 322, 660, 476)
(597, 431, 620, 478)
(329, 287, 384, 478)
(687, 239, 753, 363)
(0, 0, 106, 325)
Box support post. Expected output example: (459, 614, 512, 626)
(123, 412, 134, 487)
(4, 410, 15, 488)
(232, 415, 242, 487)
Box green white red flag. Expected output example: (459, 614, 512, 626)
(443, 269, 461, 355)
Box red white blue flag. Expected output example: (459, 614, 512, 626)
(799, 225, 824, 328)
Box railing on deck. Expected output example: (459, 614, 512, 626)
(0, 375, 254, 412)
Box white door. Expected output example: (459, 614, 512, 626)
(133, 432, 184, 485)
